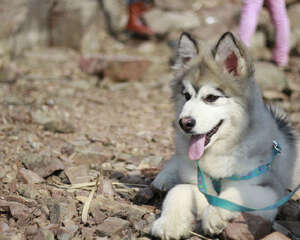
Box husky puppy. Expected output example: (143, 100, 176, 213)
(151, 32, 300, 239)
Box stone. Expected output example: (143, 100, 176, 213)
(138, 156, 163, 169)
(254, 62, 287, 91)
(22, 153, 64, 178)
(0, 221, 9, 232)
(288, 3, 300, 46)
(32, 229, 55, 240)
(262, 232, 291, 240)
(25, 224, 38, 236)
(0, 62, 20, 84)
(50, 0, 101, 50)
(18, 168, 45, 184)
(133, 215, 154, 235)
(276, 221, 300, 237)
(95, 217, 129, 237)
(0, 200, 31, 226)
(105, 58, 152, 82)
(0, 0, 51, 56)
(56, 228, 73, 240)
(102, 0, 127, 32)
(63, 220, 79, 235)
(155, 0, 199, 11)
(81, 227, 96, 240)
(17, 184, 48, 200)
(279, 201, 300, 221)
(248, 32, 270, 60)
(222, 213, 272, 240)
(144, 9, 200, 34)
(48, 200, 77, 224)
(43, 120, 75, 134)
(64, 165, 92, 184)
(0, 232, 25, 240)
(91, 208, 106, 225)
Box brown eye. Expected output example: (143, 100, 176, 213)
(204, 94, 219, 103)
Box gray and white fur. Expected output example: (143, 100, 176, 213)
(151, 32, 300, 239)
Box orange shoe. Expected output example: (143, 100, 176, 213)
(126, 1, 155, 36)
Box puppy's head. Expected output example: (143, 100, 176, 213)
(172, 32, 254, 160)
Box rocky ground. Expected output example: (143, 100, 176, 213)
(1, 0, 300, 240)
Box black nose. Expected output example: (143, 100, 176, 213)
(179, 117, 196, 132)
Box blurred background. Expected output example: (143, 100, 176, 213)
(0, 0, 300, 239)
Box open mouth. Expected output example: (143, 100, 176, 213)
(188, 120, 223, 161)
(203, 119, 223, 146)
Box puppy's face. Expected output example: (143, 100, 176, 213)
(172, 32, 254, 160)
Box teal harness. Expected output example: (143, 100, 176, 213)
(196, 141, 300, 212)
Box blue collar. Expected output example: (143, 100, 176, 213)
(196, 140, 300, 212)
(210, 140, 281, 194)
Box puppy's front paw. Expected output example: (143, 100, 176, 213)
(201, 205, 237, 236)
(151, 171, 178, 192)
(151, 216, 192, 240)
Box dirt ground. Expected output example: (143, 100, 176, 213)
(1, 1, 300, 240)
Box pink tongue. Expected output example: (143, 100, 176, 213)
(189, 135, 206, 161)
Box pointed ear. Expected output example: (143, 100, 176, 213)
(213, 32, 252, 78)
(174, 32, 199, 70)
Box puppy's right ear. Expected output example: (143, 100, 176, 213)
(174, 32, 198, 71)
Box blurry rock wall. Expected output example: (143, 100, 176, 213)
(2, 0, 300, 58)
(0, 0, 120, 56)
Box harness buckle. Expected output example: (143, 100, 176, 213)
(273, 140, 281, 153)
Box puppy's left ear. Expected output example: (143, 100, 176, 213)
(213, 32, 253, 78)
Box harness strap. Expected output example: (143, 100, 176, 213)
(196, 141, 300, 212)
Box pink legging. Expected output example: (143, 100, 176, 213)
(238, 0, 290, 66)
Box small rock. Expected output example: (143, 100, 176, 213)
(138, 156, 163, 169)
(105, 59, 152, 82)
(25, 224, 38, 237)
(222, 213, 272, 240)
(0, 200, 31, 225)
(56, 228, 73, 240)
(22, 153, 64, 178)
(64, 165, 92, 184)
(73, 151, 108, 165)
(18, 168, 45, 184)
(18, 184, 47, 200)
(276, 221, 300, 237)
(0, 232, 25, 240)
(81, 227, 95, 240)
(127, 205, 149, 223)
(288, 3, 300, 45)
(62, 220, 79, 235)
(95, 217, 129, 237)
(43, 120, 75, 134)
(91, 208, 106, 225)
(48, 200, 77, 224)
(145, 9, 200, 34)
(0, 62, 20, 84)
(0, 221, 9, 232)
(279, 200, 300, 221)
(254, 62, 287, 91)
(32, 229, 54, 240)
(60, 143, 75, 156)
(262, 232, 291, 240)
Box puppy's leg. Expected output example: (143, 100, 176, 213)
(202, 184, 278, 235)
(152, 184, 208, 240)
(151, 155, 181, 191)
